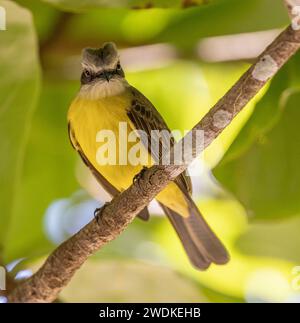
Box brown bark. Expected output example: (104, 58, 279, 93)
(8, 23, 300, 302)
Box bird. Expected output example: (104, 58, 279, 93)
(67, 42, 229, 270)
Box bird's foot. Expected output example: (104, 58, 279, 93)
(94, 202, 109, 225)
(133, 166, 148, 183)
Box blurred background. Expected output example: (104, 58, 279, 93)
(1, 0, 300, 303)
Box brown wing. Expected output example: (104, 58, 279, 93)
(68, 122, 150, 221)
(127, 86, 192, 194)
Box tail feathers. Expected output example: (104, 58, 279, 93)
(160, 203, 210, 270)
(159, 196, 229, 270)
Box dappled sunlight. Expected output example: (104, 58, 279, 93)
(245, 269, 295, 303)
(44, 191, 100, 244)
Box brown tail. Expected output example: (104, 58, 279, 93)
(159, 194, 229, 270)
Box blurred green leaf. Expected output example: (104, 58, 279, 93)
(63, 8, 175, 45)
(0, 1, 41, 260)
(158, 0, 288, 48)
(14, 0, 61, 42)
(236, 215, 300, 263)
(60, 259, 207, 302)
(2, 81, 80, 262)
(41, 0, 210, 11)
(214, 57, 300, 219)
(40, 0, 289, 48)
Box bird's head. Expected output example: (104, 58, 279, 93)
(80, 42, 127, 98)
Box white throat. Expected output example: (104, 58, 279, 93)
(79, 79, 129, 100)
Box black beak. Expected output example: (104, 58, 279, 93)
(97, 71, 112, 82)
(104, 71, 110, 82)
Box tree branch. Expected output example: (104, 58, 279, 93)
(7, 23, 300, 303)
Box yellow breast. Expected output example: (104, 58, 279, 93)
(68, 91, 189, 217)
(68, 93, 148, 191)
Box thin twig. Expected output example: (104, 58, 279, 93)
(7, 22, 300, 302)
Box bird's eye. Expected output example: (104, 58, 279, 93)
(81, 70, 94, 84)
(116, 63, 121, 70)
(84, 70, 91, 78)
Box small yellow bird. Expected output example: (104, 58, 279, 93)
(68, 42, 229, 270)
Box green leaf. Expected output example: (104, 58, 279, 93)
(236, 215, 300, 263)
(41, 0, 209, 11)
(214, 57, 300, 220)
(0, 1, 41, 259)
(41, 0, 289, 52)
(158, 0, 289, 47)
(3, 81, 79, 262)
(14, 0, 61, 42)
(62, 7, 176, 45)
(40, 0, 289, 50)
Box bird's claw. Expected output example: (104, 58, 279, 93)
(133, 166, 148, 183)
(94, 202, 109, 225)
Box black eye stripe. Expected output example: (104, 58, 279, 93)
(81, 66, 124, 85)
(96, 70, 116, 77)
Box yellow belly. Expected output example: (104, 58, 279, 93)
(68, 94, 189, 217)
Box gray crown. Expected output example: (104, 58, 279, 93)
(82, 42, 119, 69)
